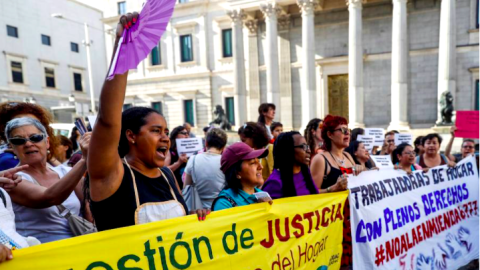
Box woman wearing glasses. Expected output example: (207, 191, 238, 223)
(392, 143, 423, 173)
(310, 115, 366, 269)
(4, 117, 90, 243)
(445, 126, 476, 162)
(167, 126, 190, 189)
(262, 132, 319, 199)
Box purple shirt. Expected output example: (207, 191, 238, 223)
(262, 169, 319, 199)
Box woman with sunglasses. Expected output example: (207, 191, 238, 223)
(310, 114, 365, 269)
(5, 117, 90, 243)
(87, 14, 207, 232)
(392, 143, 422, 173)
(0, 102, 61, 170)
(262, 132, 319, 199)
(445, 126, 476, 162)
(303, 118, 324, 163)
(166, 126, 190, 189)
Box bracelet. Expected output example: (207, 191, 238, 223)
(326, 187, 331, 193)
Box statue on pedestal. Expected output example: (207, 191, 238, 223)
(439, 91, 454, 125)
(210, 105, 232, 131)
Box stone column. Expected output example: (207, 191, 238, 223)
(260, 2, 281, 118)
(347, 0, 365, 128)
(227, 9, 247, 126)
(388, 0, 410, 131)
(436, 0, 456, 124)
(278, 14, 293, 130)
(297, 0, 317, 129)
(245, 19, 261, 122)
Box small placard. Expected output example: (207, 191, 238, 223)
(176, 138, 203, 157)
(364, 128, 385, 147)
(357, 135, 375, 151)
(370, 155, 394, 169)
(394, 133, 413, 146)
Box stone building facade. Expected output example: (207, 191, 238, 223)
(0, 0, 108, 122)
(102, 0, 479, 132)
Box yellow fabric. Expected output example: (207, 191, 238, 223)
(262, 144, 274, 181)
(2, 192, 348, 270)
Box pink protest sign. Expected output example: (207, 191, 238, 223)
(455, 111, 479, 138)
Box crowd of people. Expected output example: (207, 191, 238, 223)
(0, 13, 477, 269)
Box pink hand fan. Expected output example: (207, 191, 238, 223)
(107, 0, 176, 80)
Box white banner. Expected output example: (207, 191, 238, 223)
(394, 133, 413, 146)
(370, 155, 394, 169)
(348, 156, 479, 270)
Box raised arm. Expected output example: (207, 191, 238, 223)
(445, 126, 457, 161)
(88, 13, 138, 201)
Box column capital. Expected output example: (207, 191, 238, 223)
(245, 19, 258, 35)
(297, 0, 318, 15)
(346, 0, 363, 9)
(392, 0, 408, 4)
(260, 2, 282, 18)
(227, 9, 247, 24)
(278, 14, 291, 31)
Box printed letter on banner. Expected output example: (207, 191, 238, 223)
(1, 192, 348, 270)
(348, 156, 479, 270)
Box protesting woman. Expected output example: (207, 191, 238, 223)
(0, 102, 61, 170)
(262, 132, 318, 199)
(212, 142, 270, 211)
(304, 118, 323, 162)
(415, 133, 455, 169)
(87, 13, 207, 232)
(184, 128, 227, 209)
(5, 117, 90, 243)
(257, 103, 276, 140)
(310, 115, 366, 269)
(167, 126, 189, 189)
(392, 143, 422, 173)
(445, 126, 476, 162)
(345, 141, 375, 169)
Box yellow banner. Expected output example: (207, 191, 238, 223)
(1, 192, 348, 270)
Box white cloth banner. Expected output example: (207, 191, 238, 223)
(348, 156, 479, 270)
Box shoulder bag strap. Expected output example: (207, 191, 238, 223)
(123, 158, 141, 209)
(211, 195, 237, 210)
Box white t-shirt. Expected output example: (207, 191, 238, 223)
(265, 124, 273, 140)
(184, 152, 225, 209)
(0, 188, 30, 248)
(13, 165, 81, 243)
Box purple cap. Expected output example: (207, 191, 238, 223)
(220, 142, 269, 174)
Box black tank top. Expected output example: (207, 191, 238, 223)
(321, 153, 354, 189)
(90, 163, 188, 231)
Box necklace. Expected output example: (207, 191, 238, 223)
(329, 152, 345, 167)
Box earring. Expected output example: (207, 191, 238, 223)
(237, 176, 241, 179)
(13, 155, 17, 160)
(132, 141, 135, 144)
(47, 150, 50, 154)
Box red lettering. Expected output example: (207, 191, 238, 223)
(275, 218, 290, 242)
(321, 207, 331, 227)
(292, 214, 304, 238)
(261, 220, 274, 248)
(303, 212, 314, 233)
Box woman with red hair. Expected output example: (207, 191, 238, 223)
(310, 114, 366, 269)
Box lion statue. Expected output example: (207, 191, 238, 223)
(210, 105, 232, 131)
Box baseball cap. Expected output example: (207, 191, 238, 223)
(220, 142, 268, 174)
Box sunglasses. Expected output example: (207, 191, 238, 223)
(9, 134, 46, 146)
(293, 144, 310, 151)
(333, 127, 349, 135)
(179, 131, 188, 136)
(463, 145, 474, 149)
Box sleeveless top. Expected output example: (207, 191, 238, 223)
(14, 165, 80, 243)
(321, 152, 354, 189)
(90, 163, 188, 232)
(416, 154, 448, 169)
